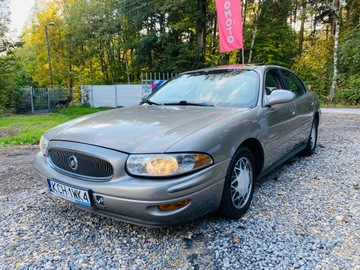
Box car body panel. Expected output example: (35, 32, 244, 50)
(34, 142, 230, 226)
(45, 106, 250, 155)
(262, 101, 298, 168)
(293, 92, 318, 141)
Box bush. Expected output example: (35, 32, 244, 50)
(335, 75, 360, 105)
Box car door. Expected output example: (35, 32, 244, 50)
(262, 69, 297, 170)
(279, 69, 314, 146)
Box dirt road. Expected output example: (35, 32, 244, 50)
(0, 146, 39, 195)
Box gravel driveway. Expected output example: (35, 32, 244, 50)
(0, 111, 359, 270)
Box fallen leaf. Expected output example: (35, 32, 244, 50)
(335, 216, 345, 222)
(232, 236, 239, 244)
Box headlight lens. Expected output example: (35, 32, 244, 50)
(39, 135, 49, 155)
(126, 153, 213, 177)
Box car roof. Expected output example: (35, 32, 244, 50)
(181, 64, 288, 74)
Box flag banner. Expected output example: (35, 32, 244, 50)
(215, 0, 243, 52)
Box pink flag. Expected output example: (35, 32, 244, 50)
(215, 0, 243, 52)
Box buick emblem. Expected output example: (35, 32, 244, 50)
(69, 155, 78, 171)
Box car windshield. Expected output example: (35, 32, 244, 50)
(147, 69, 259, 108)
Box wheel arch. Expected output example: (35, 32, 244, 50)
(314, 111, 320, 125)
(240, 138, 264, 180)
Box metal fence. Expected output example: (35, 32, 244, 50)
(81, 84, 143, 108)
(141, 72, 177, 96)
(21, 87, 72, 113)
(20, 73, 177, 113)
(81, 73, 178, 108)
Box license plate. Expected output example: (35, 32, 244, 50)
(47, 179, 92, 207)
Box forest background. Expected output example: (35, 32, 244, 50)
(1, 0, 360, 114)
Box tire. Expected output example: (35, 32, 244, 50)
(302, 118, 318, 156)
(219, 147, 256, 219)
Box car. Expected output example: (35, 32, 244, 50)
(34, 64, 320, 227)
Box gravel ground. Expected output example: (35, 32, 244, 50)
(0, 111, 359, 270)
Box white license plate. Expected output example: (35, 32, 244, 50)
(47, 179, 92, 207)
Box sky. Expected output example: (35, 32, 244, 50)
(9, 0, 36, 35)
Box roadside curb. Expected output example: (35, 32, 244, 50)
(321, 108, 360, 115)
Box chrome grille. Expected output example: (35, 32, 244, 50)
(48, 148, 113, 181)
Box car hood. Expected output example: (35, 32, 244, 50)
(46, 105, 249, 153)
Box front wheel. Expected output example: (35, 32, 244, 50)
(219, 147, 256, 219)
(302, 118, 318, 156)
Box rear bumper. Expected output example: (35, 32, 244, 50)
(34, 150, 229, 227)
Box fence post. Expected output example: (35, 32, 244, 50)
(47, 88, 51, 112)
(90, 85, 94, 108)
(30, 88, 35, 114)
(115, 85, 118, 107)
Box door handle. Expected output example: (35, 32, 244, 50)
(290, 110, 295, 115)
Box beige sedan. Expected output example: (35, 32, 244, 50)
(34, 65, 320, 227)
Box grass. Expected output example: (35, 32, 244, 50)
(0, 106, 112, 147)
(320, 102, 360, 108)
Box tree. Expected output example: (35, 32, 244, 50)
(328, 0, 341, 102)
(292, 37, 333, 101)
(246, 0, 263, 63)
(251, 0, 297, 66)
(0, 0, 10, 37)
(0, 0, 15, 114)
(336, 25, 360, 104)
(11, 0, 360, 106)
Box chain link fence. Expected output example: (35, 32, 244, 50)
(20, 87, 72, 114)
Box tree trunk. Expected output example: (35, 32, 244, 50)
(329, 0, 340, 102)
(242, 0, 247, 34)
(196, 0, 207, 59)
(212, 16, 217, 55)
(248, 19, 257, 63)
(248, 2, 261, 63)
(298, 0, 307, 55)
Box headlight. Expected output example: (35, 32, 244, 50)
(39, 135, 49, 156)
(126, 153, 213, 177)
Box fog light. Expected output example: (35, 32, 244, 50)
(157, 200, 190, 211)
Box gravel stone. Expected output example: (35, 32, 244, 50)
(0, 111, 359, 269)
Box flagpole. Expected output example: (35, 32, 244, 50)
(242, 48, 245, 65)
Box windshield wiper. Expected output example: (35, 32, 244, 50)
(163, 100, 215, 107)
(140, 99, 160, 106)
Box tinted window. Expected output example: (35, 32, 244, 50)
(148, 70, 260, 108)
(265, 70, 282, 95)
(281, 70, 307, 97)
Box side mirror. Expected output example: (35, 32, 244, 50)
(266, 90, 296, 106)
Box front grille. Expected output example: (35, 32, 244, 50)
(48, 148, 113, 181)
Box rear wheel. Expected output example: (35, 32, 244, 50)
(302, 118, 318, 156)
(219, 147, 256, 218)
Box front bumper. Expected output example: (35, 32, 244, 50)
(33, 142, 229, 227)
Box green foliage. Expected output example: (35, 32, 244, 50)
(129, 0, 208, 73)
(0, 0, 15, 114)
(339, 26, 360, 75)
(336, 25, 360, 105)
(292, 38, 333, 102)
(0, 44, 24, 115)
(335, 75, 360, 105)
(1, 0, 360, 109)
(251, 0, 297, 66)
